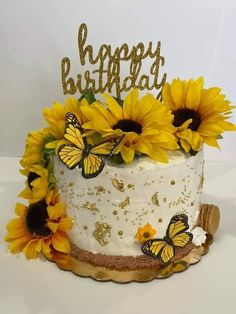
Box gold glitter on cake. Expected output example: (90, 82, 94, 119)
(60, 170, 64, 175)
(83, 225, 88, 230)
(92, 222, 111, 246)
(113, 210, 118, 215)
(111, 178, 125, 192)
(151, 192, 160, 206)
(171, 180, 176, 185)
(118, 230, 123, 236)
(81, 201, 99, 214)
(127, 184, 135, 189)
(68, 182, 74, 187)
(95, 186, 106, 196)
(118, 196, 130, 209)
(158, 218, 163, 223)
(198, 174, 204, 191)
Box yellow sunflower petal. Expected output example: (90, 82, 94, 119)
(162, 83, 176, 111)
(186, 79, 202, 110)
(47, 222, 58, 233)
(15, 203, 27, 217)
(176, 119, 192, 131)
(8, 236, 31, 254)
(42, 239, 52, 259)
(58, 218, 73, 232)
(47, 203, 65, 220)
(102, 94, 123, 121)
(123, 89, 139, 120)
(5, 227, 27, 241)
(203, 136, 220, 148)
(177, 129, 193, 142)
(6, 218, 24, 232)
(149, 145, 169, 163)
(23, 239, 42, 259)
(51, 232, 70, 253)
(191, 131, 203, 151)
(180, 139, 191, 152)
(170, 79, 184, 109)
(120, 145, 135, 164)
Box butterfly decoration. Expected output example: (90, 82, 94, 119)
(57, 112, 124, 179)
(141, 214, 193, 264)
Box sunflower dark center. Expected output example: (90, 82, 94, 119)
(173, 109, 201, 131)
(113, 119, 142, 134)
(26, 200, 51, 236)
(27, 172, 40, 189)
(143, 232, 150, 238)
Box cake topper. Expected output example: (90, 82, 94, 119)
(61, 23, 167, 99)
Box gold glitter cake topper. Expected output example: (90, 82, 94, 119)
(61, 23, 167, 99)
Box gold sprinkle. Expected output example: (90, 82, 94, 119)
(60, 170, 64, 175)
(118, 230, 123, 236)
(118, 196, 130, 209)
(69, 182, 74, 187)
(171, 180, 176, 185)
(95, 186, 106, 196)
(158, 218, 163, 223)
(151, 192, 160, 206)
(83, 225, 88, 230)
(92, 222, 111, 246)
(81, 201, 99, 214)
(113, 210, 118, 215)
(127, 184, 135, 189)
(191, 202, 194, 206)
(111, 178, 125, 192)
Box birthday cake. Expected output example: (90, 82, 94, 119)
(5, 24, 236, 282)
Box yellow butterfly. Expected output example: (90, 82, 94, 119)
(58, 112, 124, 179)
(141, 214, 193, 264)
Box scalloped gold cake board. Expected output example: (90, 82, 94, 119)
(54, 204, 218, 283)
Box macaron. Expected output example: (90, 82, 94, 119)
(197, 204, 220, 235)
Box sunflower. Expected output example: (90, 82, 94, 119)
(19, 165, 49, 203)
(82, 89, 178, 163)
(135, 223, 157, 244)
(43, 97, 91, 149)
(20, 128, 49, 170)
(5, 192, 72, 259)
(162, 77, 236, 152)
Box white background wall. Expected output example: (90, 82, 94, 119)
(0, 0, 235, 160)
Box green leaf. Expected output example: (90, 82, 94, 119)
(79, 89, 96, 104)
(110, 153, 125, 164)
(47, 156, 57, 188)
(114, 97, 124, 107)
(189, 149, 199, 156)
(40, 135, 56, 166)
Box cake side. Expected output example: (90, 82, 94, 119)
(54, 150, 204, 256)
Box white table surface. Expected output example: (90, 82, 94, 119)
(0, 157, 236, 314)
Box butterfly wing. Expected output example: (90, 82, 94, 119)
(160, 244, 175, 264)
(141, 239, 166, 258)
(171, 232, 193, 248)
(167, 214, 192, 248)
(82, 153, 105, 179)
(58, 144, 83, 169)
(167, 214, 189, 239)
(90, 135, 124, 156)
(64, 112, 86, 149)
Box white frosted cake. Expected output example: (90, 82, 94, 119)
(54, 150, 204, 257)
